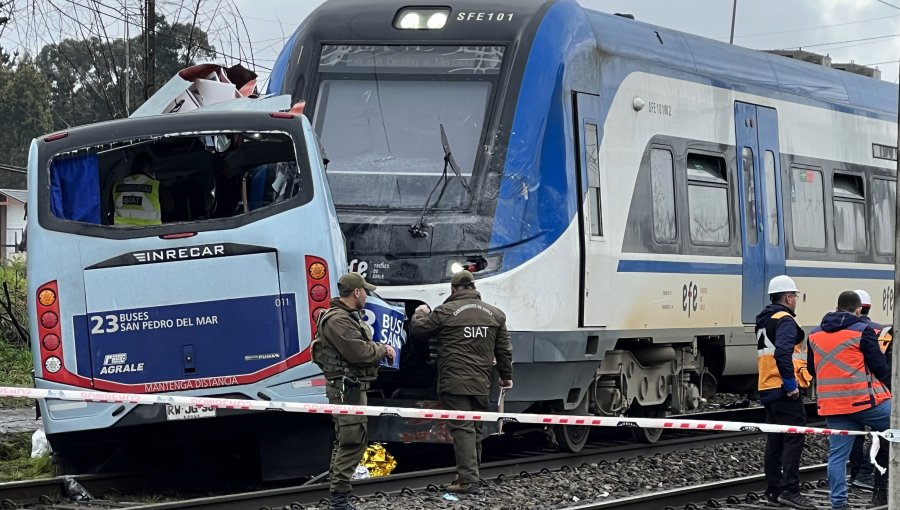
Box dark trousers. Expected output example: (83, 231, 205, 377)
(849, 435, 873, 479)
(764, 396, 806, 495)
(440, 393, 489, 484)
(327, 384, 368, 493)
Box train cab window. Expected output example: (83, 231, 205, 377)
(790, 167, 825, 250)
(686, 153, 730, 245)
(585, 123, 602, 237)
(764, 151, 779, 246)
(832, 173, 867, 253)
(650, 148, 676, 242)
(872, 178, 896, 255)
(740, 147, 757, 245)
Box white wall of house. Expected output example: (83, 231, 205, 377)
(4, 201, 25, 259)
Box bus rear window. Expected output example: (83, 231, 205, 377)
(48, 131, 304, 227)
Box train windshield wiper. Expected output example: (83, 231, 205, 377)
(409, 124, 473, 238)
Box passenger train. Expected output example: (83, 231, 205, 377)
(269, 0, 898, 451)
(29, 0, 899, 475)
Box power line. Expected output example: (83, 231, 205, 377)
(776, 32, 900, 50)
(720, 13, 900, 40)
(876, 0, 900, 10)
(19, 0, 270, 71)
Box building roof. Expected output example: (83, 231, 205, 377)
(0, 189, 27, 204)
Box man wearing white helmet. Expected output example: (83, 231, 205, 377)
(755, 275, 815, 510)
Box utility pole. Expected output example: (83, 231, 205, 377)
(891, 67, 900, 510)
(729, 0, 738, 44)
(144, 0, 156, 100)
(124, 0, 129, 113)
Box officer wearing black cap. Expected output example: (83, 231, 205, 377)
(312, 272, 395, 510)
(411, 270, 513, 494)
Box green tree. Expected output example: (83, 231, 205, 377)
(37, 16, 216, 130)
(0, 56, 53, 166)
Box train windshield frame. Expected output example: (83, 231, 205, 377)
(311, 44, 505, 211)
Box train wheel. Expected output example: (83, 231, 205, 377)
(554, 397, 591, 453)
(630, 405, 666, 443)
(555, 423, 590, 453)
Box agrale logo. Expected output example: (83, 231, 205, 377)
(100, 353, 145, 375)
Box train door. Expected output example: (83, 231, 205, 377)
(735, 102, 786, 324)
(575, 92, 611, 327)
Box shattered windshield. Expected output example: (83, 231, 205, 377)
(313, 45, 504, 210)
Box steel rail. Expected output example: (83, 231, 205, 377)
(569, 464, 886, 510)
(126, 429, 776, 509)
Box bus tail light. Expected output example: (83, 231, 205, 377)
(36, 281, 89, 387)
(305, 256, 331, 341)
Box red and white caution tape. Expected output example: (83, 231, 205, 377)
(3, 386, 899, 441)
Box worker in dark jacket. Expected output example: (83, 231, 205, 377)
(410, 270, 513, 494)
(847, 290, 880, 491)
(312, 272, 395, 510)
(808, 291, 892, 509)
(755, 275, 815, 510)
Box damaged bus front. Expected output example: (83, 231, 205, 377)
(28, 109, 347, 476)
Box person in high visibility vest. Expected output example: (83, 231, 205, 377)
(808, 291, 891, 509)
(113, 152, 173, 226)
(845, 290, 880, 492)
(755, 275, 815, 510)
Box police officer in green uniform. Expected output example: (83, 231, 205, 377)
(411, 270, 513, 494)
(312, 273, 395, 510)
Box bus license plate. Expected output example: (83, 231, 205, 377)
(165, 404, 216, 421)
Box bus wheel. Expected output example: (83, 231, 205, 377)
(630, 405, 666, 443)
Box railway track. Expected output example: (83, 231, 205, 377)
(572, 464, 886, 510)
(126, 430, 787, 509)
(0, 403, 818, 509)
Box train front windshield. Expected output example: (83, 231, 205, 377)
(312, 45, 504, 210)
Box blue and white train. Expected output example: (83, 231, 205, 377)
(269, 0, 898, 450)
(29, 0, 900, 475)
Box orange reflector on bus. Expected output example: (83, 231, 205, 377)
(38, 289, 57, 307)
(308, 263, 327, 280)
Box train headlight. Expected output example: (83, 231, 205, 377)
(394, 8, 450, 30)
(427, 12, 448, 29)
(445, 254, 503, 279)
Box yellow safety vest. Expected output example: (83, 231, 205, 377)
(113, 174, 162, 226)
(757, 311, 812, 391)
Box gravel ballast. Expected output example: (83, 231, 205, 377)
(317, 435, 830, 510)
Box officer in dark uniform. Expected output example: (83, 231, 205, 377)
(411, 270, 513, 494)
(312, 273, 395, 510)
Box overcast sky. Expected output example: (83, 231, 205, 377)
(232, 0, 900, 87)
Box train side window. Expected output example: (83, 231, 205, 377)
(686, 153, 730, 245)
(790, 167, 825, 250)
(741, 147, 757, 245)
(872, 178, 895, 255)
(585, 123, 602, 237)
(650, 148, 676, 242)
(833, 172, 867, 253)
(764, 151, 779, 246)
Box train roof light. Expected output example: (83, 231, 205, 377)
(427, 11, 448, 29)
(394, 8, 450, 30)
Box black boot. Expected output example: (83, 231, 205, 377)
(328, 491, 358, 510)
(871, 488, 888, 507)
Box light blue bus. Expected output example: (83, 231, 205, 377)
(28, 110, 347, 476)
